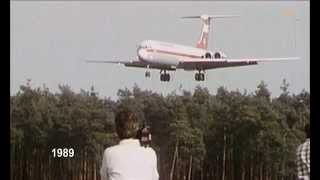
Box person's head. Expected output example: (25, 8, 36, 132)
(114, 107, 139, 140)
(305, 123, 310, 139)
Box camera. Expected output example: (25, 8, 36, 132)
(136, 125, 152, 147)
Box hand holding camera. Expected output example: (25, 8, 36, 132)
(136, 125, 152, 147)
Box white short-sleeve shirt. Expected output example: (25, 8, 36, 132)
(100, 139, 159, 180)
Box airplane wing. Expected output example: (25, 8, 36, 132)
(85, 59, 176, 71)
(221, 57, 300, 62)
(86, 60, 129, 64)
(177, 57, 299, 70)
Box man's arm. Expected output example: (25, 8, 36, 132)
(100, 149, 108, 180)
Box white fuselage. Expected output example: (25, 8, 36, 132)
(137, 40, 210, 67)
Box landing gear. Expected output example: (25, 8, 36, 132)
(145, 65, 151, 78)
(195, 70, 205, 81)
(145, 71, 151, 78)
(160, 74, 170, 81)
(160, 69, 170, 82)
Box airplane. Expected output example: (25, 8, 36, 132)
(86, 14, 299, 82)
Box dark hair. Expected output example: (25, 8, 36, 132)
(115, 107, 139, 139)
(305, 123, 310, 138)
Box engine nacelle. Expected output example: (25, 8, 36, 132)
(203, 52, 213, 59)
(214, 51, 227, 59)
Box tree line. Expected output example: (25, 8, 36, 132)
(10, 80, 309, 180)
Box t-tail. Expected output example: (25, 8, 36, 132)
(181, 14, 239, 50)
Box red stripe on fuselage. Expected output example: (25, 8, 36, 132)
(146, 49, 202, 59)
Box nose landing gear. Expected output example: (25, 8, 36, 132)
(145, 65, 151, 78)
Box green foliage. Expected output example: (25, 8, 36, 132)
(10, 80, 309, 180)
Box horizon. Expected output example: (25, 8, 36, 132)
(11, 79, 309, 101)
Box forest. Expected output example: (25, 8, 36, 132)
(10, 80, 310, 180)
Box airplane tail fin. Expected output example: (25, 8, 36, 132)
(181, 15, 239, 50)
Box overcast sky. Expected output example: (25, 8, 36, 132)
(11, 1, 309, 100)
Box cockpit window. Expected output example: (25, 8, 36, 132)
(140, 45, 147, 49)
(137, 44, 147, 52)
(139, 40, 151, 49)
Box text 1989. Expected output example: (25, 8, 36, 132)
(51, 148, 74, 158)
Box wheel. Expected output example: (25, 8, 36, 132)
(145, 71, 150, 78)
(201, 73, 205, 81)
(195, 73, 199, 81)
(167, 74, 170, 81)
(163, 74, 169, 81)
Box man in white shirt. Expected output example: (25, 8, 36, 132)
(100, 107, 159, 180)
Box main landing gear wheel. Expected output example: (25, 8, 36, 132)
(160, 70, 170, 82)
(160, 73, 170, 82)
(195, 71, 205, 81)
